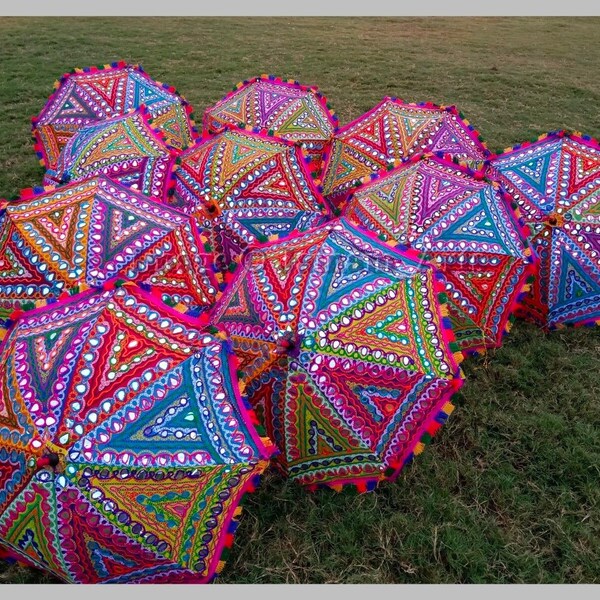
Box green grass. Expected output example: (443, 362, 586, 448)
(0, 16, 599, 585)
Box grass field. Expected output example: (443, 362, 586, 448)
(0, 16, 599, 584)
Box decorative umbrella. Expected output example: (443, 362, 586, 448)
(0, 282, 275, 583)
(211, 217, 464, 491)
(488, 131, 600, 328)
(167, 128, 331, 277)
(32, 62, 198, 174)
(203, 74, 338, 177)
(319, 97, 490, 207)
(344, 154, 535, 354)
(0, 176, 218, 330)
(43, 108, 176, 201)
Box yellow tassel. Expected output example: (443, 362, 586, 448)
(267, 234, 279, 242)
(0, 330, 7, 342)
(233, 506, 243, 519)
(215, 560, 227, 574)
(413, 442, 426, 455)
(173, 302, 188, 314)
(463, 119, 470, 126)
(452, 351, 464, 365)
(260, 438, 274, 452)
(443, 402, 455, 415)
(329, 483, 343, 492)
(53, 80, 61, 90)
(440, 303, 449, 317)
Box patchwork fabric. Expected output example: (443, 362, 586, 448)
(43, 109, 176, 201)
(32, 62, 198, 173)
(489, 131, 600, 328)
(203, 75, 338, 177)
(167, 129, 331, 275)
(344, 154, 535, 354)
(319, 97, 490, 207)
(0, 283, 274, 583)
(212, 218, 464, 491)
(0, 176, 218, 326)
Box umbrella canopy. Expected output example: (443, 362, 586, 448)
(43, 108, 176, 201)
(167, 128, 332, 275)
(344, 154, 535, 354)
(319, 97, 490, 207)
(211, 218, 464, 491)
(0, 176, 218, 328)
(32, 62, 198, 174)
(0, 282, 275, 583)
(488, 131, 600, 328)
(203, 75, 338, 177)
